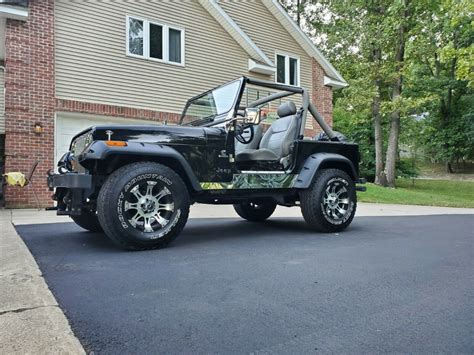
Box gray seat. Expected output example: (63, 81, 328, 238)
(236, 101, 298, 162)
(235, 124, 263, 154)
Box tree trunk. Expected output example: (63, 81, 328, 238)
(296, 0, 301, 25)
(373, 78, 386, 185)
(384, 2, 408, 188)
(445, 161, 454, 173)
(385, 105, 401, 187)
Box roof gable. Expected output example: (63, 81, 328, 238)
(262, 0, 346, 86)
(199, 0, 346, 88)
(197, 0, 273, 67)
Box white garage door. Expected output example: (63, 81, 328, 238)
(55, 113, 156, 166)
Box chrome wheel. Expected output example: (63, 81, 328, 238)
(322, 178, 351, 224)
(124, 180, 175, 233)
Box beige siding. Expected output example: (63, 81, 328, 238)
(0, 69, 4, 134)
(219, 0, 314, 129)
(219, 0, 313, 95)
(55, 0, 269, 114)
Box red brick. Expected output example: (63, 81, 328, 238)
(307, 58, 333, 137)
(4, 0, 55, 208)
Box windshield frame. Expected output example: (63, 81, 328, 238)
(179, 78, 245, 126)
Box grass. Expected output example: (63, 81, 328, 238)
(357, 178, 474, 208)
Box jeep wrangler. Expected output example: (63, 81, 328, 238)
(48, 77, 365, 250)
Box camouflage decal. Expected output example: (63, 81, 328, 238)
(200, 173, 297, 190)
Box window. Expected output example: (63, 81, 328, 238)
(275, 53, 299, 86)
(126, 16, 184, 65)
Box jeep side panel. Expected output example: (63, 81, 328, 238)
(292, 140, 359, 184)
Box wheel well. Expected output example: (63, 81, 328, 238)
(89, 154, 198, 193)
(318, 160, 357, 181)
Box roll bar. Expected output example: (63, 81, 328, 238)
(244, 77, 337, 141)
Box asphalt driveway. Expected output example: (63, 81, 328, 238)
(17, 215, 474, 354)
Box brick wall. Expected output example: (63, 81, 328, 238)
(309, 58, 333, 137)
(56, 99, 182, 123)
(4, 0, 55, 208)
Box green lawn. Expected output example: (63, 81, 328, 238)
(357, 179, 474, 208)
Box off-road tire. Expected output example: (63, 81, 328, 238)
(71, 209, 103, 233)
(300, 168, 357, 232)
(234, 200, 277, 222)
(97, 162, 190, 251)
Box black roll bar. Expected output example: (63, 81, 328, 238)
(245, 77, 337, 140)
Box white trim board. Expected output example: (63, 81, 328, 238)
(0, 5, 28, 21)
(248, 59, 275, 75)
(198, 0, 274, 67)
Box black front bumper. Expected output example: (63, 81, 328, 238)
(47, 172, 92, 190)
(47, 172, 93, 215)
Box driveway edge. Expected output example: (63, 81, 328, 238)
(0, 211, 85, 354)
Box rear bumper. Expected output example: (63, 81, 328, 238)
(356, 177, 367, 192)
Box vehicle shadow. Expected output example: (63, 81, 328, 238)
(78, 217, 320, 250)
(25, 217, 364, 252)
(169, 217, 364, 248)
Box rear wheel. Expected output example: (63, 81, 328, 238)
(234, 200, 277, 222)
(70, 209, 103, 233)
(300, 168, 356, 232)
(97, 162, 190, 251)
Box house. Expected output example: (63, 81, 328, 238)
(0, 0, 346, 208)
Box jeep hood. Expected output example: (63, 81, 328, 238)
(74, 124, 224, 146)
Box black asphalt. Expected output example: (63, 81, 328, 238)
(17, 215, 474, 354)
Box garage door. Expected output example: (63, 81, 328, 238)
(55, 113, 154, 166)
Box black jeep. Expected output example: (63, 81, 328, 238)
(48, 77, 365, 250)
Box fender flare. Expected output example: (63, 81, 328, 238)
(294, 153, 358, 189)
(79, 141, 202, 191)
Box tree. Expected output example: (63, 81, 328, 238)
(405, 0, 474, 172)
(282, 0, 472, 185)
(299, 0, 416, 186)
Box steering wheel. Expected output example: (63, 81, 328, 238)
(235, 123, 254, 144)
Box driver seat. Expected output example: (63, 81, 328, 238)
(236, 101, 298, 163)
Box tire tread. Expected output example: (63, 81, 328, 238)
(300, 168, 357, 232)
(97, 161, 189, 251)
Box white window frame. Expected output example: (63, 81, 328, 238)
(126, 15, 185, 66)
(275, 52, 300, 86)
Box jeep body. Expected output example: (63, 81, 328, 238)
(48, 77, 364, 250)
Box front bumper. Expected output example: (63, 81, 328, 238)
(47, 172, 93, 215)
(47, 172, 92, 190)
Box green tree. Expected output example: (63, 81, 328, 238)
(283, 0, 473, 183)
(404, 0, 474, 171)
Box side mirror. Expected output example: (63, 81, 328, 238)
(244, 107, 261, 125)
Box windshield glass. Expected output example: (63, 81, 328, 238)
(180, 79, 242, 126)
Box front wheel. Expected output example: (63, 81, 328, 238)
(300, 168, 357, 232)
(234, 200, 277, 222)
(70, 209, 103, 233)
(97, 162, 190, 251)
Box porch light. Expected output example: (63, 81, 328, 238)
(33, 122, 43, 134)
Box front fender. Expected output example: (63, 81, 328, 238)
(79, 141, 202, 191)
(294, 153, 358, 189)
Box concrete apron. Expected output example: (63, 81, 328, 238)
(0, 214, 85, 354)
(4, 202, 474, 226)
